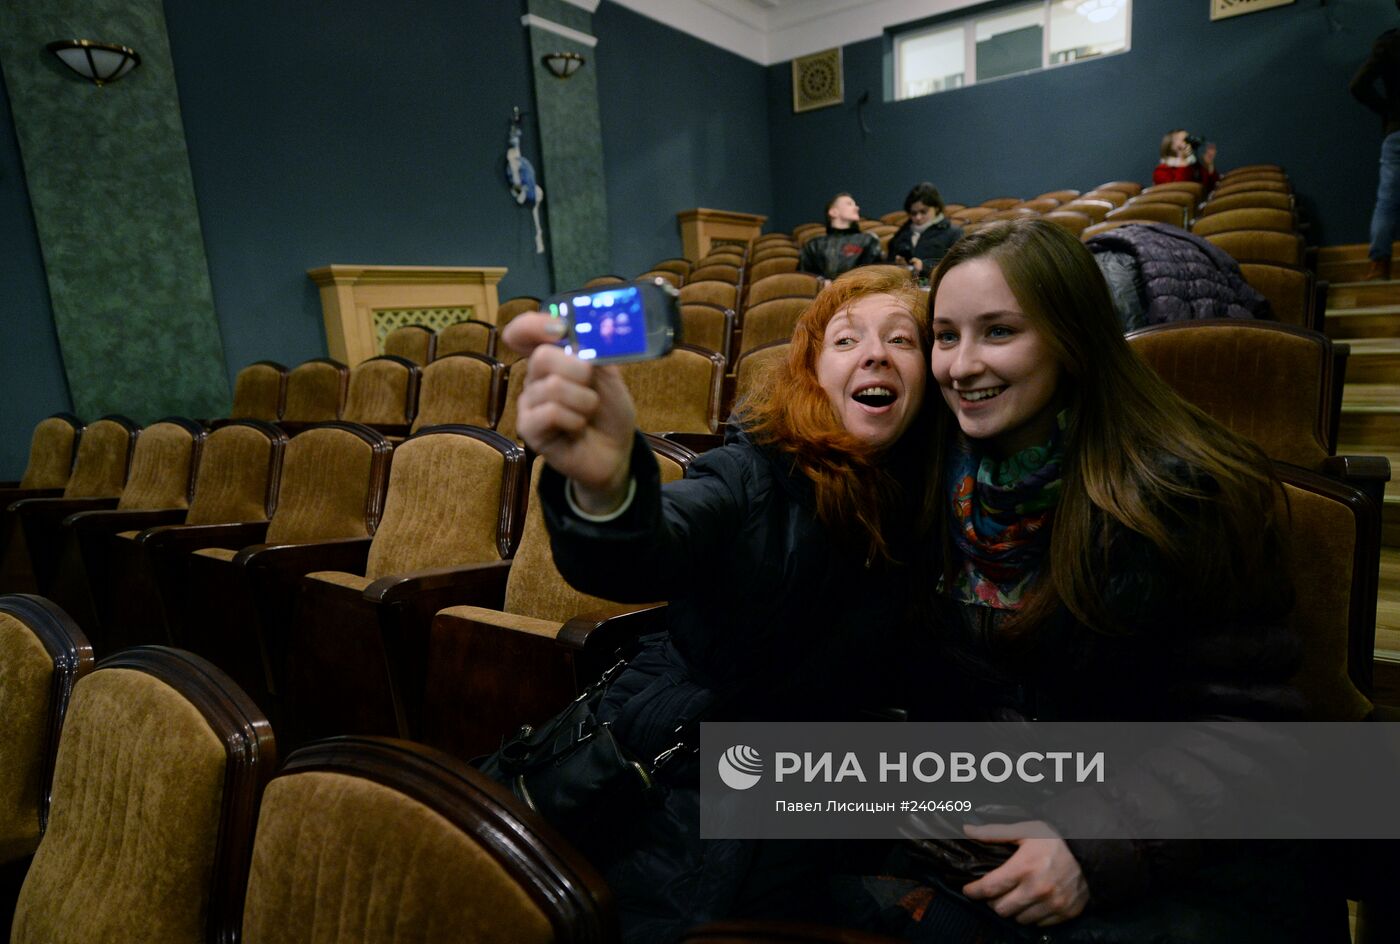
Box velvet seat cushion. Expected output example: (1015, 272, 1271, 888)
(679, 305, 729, 358)
(677, 280, 738, 311)
(0, 612, 54, 864)
(184, 424, 275, 526)
(411, 357, 494, 432)
(240, 771, 552, 944)
(745, 272, 819, 307)
(231, 364, 284, 421)
(383, 327, 434, 366)
(1130, 328, 1328, 469)
(436, 321, 496, 358)
(264, 428, 375, 544)
(361, 433, 505, 579)
(11, 668, 225, 944)
(1282, 484, 1372, 721)
(283, 362, 344, 423)
(620, 350, 717, 434)
(62, 419, 131, 499)
(741, 298, 810, 356)
(18, 417, 78, 490)
(117, 422, 196, 511)
(344, 360, 412, 426)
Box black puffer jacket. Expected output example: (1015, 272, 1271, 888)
(798, 226, 884, 280)
(1086, 222, 1270, 330)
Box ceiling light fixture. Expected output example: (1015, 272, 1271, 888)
(47, 39, 141, 86)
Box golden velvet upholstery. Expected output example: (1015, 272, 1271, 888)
(1058, 200, 1112, 223)
(1214, 179, 1291, 197)
(1130, 190, 1195, 208)
(749, 258, 801, 283)
(184, 423, 278, 526)
(1081, 220, 1140, 240)
(436, 319, 498, 359)
(360, 430, 510, 578)
(1094, 180, 1143, 197)
(734, 342, 790, 409)
(619, 346, 722, 434)
(62, 418, 135, 499)
(680, 304, 733, 361)
(583, 275, 626, 289)
(18, 416, 80, 490)
(501, 455, 687, 622)
(496, 296, 542, 329)
(494, 366, 529, 442)
(979, 197, 1021, 210)
(1082, 189, 1127, 208)
(240, 738, 611, 944)
(649, 258, 693, 278)
(242, 770, 552, 944)
(342, 356, 419, 428)
(230, 362, 286, 421)
(382, 325, 435, 366)
(411, 354, 500, 432)
(741, 297, 810, 357)
(0, 596, 92, 867)
(951, 206, 994, 222)
(1204, 230, 1305, 267)
(1191, 207, 1295, 238)
(1237, 263, 1316, 329)
(1279, 477, 1372, 721)
(689, 263, 741, 285)
(1105, 202, 1187, 227)
(1041, 211, 1092, 237)
(1127, 321, 1330, 469)
(679, 280, 738, 311)
(282, 359, 347, 423)
(0, 613, 53, 863)
(1036, 189, 1082, 203)
(12, 669, 225, 943)
(1019, 197, 1061, 213)
(745, 273, 819, 308)
(116, 421, 199, 511)
(1144, 181, 1204, 201)
(264, 426, 378, 544)
(1197, 191, 1293, 216)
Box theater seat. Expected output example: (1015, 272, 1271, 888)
(0, 594, 93, 904)
(1237, 262, 1326, 331)
(741, 297, 810, 358)
(681, 302, 735, 365)
(285, 426, 526, 742)
(746, 273, 819, 309)
(1197, 191, 1294, 217)
(680, 279, 739, 312)
(423, 438, 693, 758)
(382, 324, 436, 365)
(341, 354, 420, 437)
(437, 318, 499, 359)
(0, 415, 84, 596)
(690, 263, 741, 285)
(281, 358, 349, 431)
(1204, 230, 1306, 268)
(239, 736, 614, 944)
(229, 362, 288, 421)
(412, 352, 503, 431)
(619, 345, 725, 434)
(1191, 207, 1295, 238)
(582, 275, 626, 289)
(10, 646, 274, 944)
(748, 256, 799, 282)
(731, 340, 790, 415)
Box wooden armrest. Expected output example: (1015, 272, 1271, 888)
(12, 495, 118, 517)
(1321, 454, 1392, 512)
(136, 520, 271, 553)
(365, 560, 512, 606)
(1, 486, 62, 511)
(558, 602, 667, 654)
(62, 507, 188, 534)
(234, 536, 373, 574)
(661, 432, 724, 454)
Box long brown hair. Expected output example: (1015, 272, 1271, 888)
(742, 265, 932, 563)
(926, 220, 1281, 632)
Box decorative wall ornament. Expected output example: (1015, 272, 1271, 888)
(504, 106, 545, 254)
(541, 51, 585, 79)
(792, 47, 843, 114)
(1209, 0, 1294, 21)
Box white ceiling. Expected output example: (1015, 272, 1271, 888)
(607, 0, 1001, 65)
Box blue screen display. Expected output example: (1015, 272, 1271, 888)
(559, 285, 646, 360)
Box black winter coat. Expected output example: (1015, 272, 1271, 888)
(798, 226, 884, 281)
(885, 217, 962, 272)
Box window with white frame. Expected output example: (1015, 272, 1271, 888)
(894, 0, 1129, 101)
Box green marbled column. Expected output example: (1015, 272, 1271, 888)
(0, 1, 228, 422)
(526, 0, 611, 291)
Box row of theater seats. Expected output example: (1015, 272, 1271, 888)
(2, 597, 894, 944)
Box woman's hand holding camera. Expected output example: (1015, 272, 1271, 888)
(503, 313, 637, 515)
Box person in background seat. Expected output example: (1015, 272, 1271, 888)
(886, 182, 963, 278)
(1152, 128, 1218, 193)
(799, 192, 884, 282)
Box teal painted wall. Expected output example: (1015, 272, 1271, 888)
(0, 0, 228, 426)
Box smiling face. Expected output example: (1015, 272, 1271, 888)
(815, 292, 926, 450)
(930, 257, 1061, 458)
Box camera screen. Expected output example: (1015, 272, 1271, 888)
(553, 286, 647, 360)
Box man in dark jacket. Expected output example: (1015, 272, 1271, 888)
(799, 192, 883, 281)
(1350, 0, 1400, 280)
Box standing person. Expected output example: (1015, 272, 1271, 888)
(1350, 2, 1400, 281)
(1152, 128, 1218, 193)
(799, 192, 884, 282)
(502, 266, 933, 943)
(845, 220, 1323, 943)
(886, 182, 963, 276)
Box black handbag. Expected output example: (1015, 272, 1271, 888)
(476, 660, 689, 848)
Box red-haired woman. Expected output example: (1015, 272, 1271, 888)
(502, 266, 933, 943)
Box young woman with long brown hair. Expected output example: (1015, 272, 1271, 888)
(868, 219, 1319, 943)
(502, 265, 933, 943)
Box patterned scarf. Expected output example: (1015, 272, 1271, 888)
(947, 416, 1065, 609)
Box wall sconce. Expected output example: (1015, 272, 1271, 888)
(47, 39, 141, 86)
(540, 51, 585, 79)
